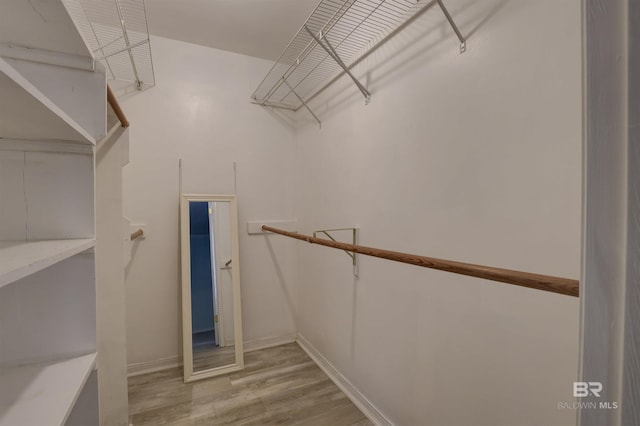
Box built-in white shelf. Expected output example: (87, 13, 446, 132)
(0, 0, 93, 59)
(0, 239, 95, 289)
(0, 57, 96, 144)
(0, 353, 97, 426)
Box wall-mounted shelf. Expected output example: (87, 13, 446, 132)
(0, 352, 97, 426)
(0, 239, 95, 289)
(0, 0, 93, 61)
(0, 57, 98, 144)
(251, 0, 466, 125)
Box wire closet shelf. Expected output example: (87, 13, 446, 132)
(64, 0, 155, 90)
(251, 0, 465, 123)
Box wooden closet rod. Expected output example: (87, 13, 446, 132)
(262, 226, 579, 297)
(107, 84, 130, 128)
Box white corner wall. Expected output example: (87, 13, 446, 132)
(122, 36, 298, 370)
(294, 0, 581, 425)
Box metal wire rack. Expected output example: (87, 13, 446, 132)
(63, 0, 155, 89)
(251, 0, 465, 125)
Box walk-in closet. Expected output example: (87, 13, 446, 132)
(0, 0, 638, 425)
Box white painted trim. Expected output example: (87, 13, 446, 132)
(127, 334, 297, 377)
(244, 333, 297, 353)
(296, 334, 393, 426)
(0, 139, 93, 154)
(127, 355, 181, 377)
(0, 44, 94, 71)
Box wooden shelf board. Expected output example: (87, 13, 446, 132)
(0, 353, 97, 426)
(0, 239, 95, 289)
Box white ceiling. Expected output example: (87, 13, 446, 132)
(144, 0, 320, 61)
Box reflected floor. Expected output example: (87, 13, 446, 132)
(128, 342, 373, 425)
(193, 343, 236, 372)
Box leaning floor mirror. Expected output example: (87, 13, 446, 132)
(180, 194, 244, 382)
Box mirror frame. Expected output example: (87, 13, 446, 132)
(180, 194, 244, 382)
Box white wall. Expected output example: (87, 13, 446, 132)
(122, 36, 298, 369)
(294, 1, 581, 425)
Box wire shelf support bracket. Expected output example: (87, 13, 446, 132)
(313, 228, 359, 277)
(304, 26, 371, 105)
(284, 79, 322, 127)
(63, 0, 156, 91)
(251, 0, 467, 124)
(437, 0, 466, 53)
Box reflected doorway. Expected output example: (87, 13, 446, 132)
(188, 201, 234, 371)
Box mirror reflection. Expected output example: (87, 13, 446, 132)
(189, 201, 235, 372)
(181, 194, 243, 382)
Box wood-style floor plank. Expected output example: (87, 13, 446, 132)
(128, 343, 372, 426)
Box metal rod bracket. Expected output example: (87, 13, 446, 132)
(283, 79, 322, 127)
(437, 0, 467, 54)
(313, 228, 359, 277)
(305, 26, 371, 104)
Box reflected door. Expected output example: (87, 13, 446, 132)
(181, 194, 243, 382)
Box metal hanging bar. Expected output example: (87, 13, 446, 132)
(94, 39, 150, 61)
(75, 1, 116, 79)
(304, 26, 371, 104)
(114, 0, 143, 89)
(437, 0, 466, 53)
(283, 79, 322, 127)
(92, 35, 125, 53)
(262, 226, 580, 297)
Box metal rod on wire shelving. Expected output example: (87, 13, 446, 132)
(94, 39, 150, 61)
(282, 79, 322, 126)
(294, 0, 464, 111)
(262, 226, 579, 297)
(114, 0, 143, 89)
(437, 0, 466, 52)
(304, 26, 371, 104)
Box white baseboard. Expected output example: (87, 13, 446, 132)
(127, 333, 297, 377)
(244, 333, 297, 352)
(296, 333, 393, 426)
(127, 355, 181, 377)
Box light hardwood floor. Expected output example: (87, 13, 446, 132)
(128, 343, 373, 425)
